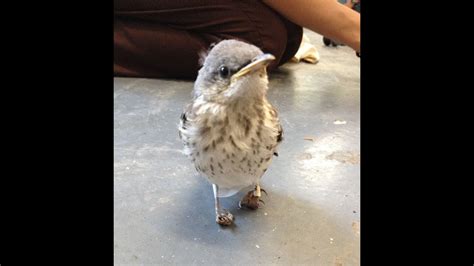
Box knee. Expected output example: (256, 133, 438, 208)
(232, 0, 298, 71)
(249, 3, 289, 70)
(259, 19, 289, 71)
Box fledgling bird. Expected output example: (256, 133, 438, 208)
(178, 40, 283, 226)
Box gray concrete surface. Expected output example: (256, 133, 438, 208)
(114, 30, 360, 265)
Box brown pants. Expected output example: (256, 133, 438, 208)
(114, 0, 303, 80)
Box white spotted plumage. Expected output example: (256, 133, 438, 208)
(179, 95, 281, 197)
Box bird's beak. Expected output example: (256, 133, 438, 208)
(231, 53, 275, 81)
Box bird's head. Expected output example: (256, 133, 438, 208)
(194, 40, 275, 104)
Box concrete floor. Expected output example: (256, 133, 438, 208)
(114, 30, 360, 265)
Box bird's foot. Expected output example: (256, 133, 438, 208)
(216, 210, 234, 226)
(239, 187, 266, 210)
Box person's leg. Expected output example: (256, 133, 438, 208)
(114, 18, 210, 79)
(278, 15, 304, 66)
(114, 0, 302, 79)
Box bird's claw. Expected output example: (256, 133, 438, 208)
(239, 189, 266, 210)
(216, 210, 234, 226)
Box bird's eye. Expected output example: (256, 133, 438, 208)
(219, 66, 230, 78)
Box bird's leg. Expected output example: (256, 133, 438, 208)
(213, 184, 234, 226)
(239, 183, 266, 210)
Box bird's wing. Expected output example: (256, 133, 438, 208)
(277, 124, 283, 143)
(269, 105, 283, 157)
(178, 102, 195, 141)
(273, 123, 283, 157)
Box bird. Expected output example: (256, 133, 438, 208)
(178, 39, 283, 226)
